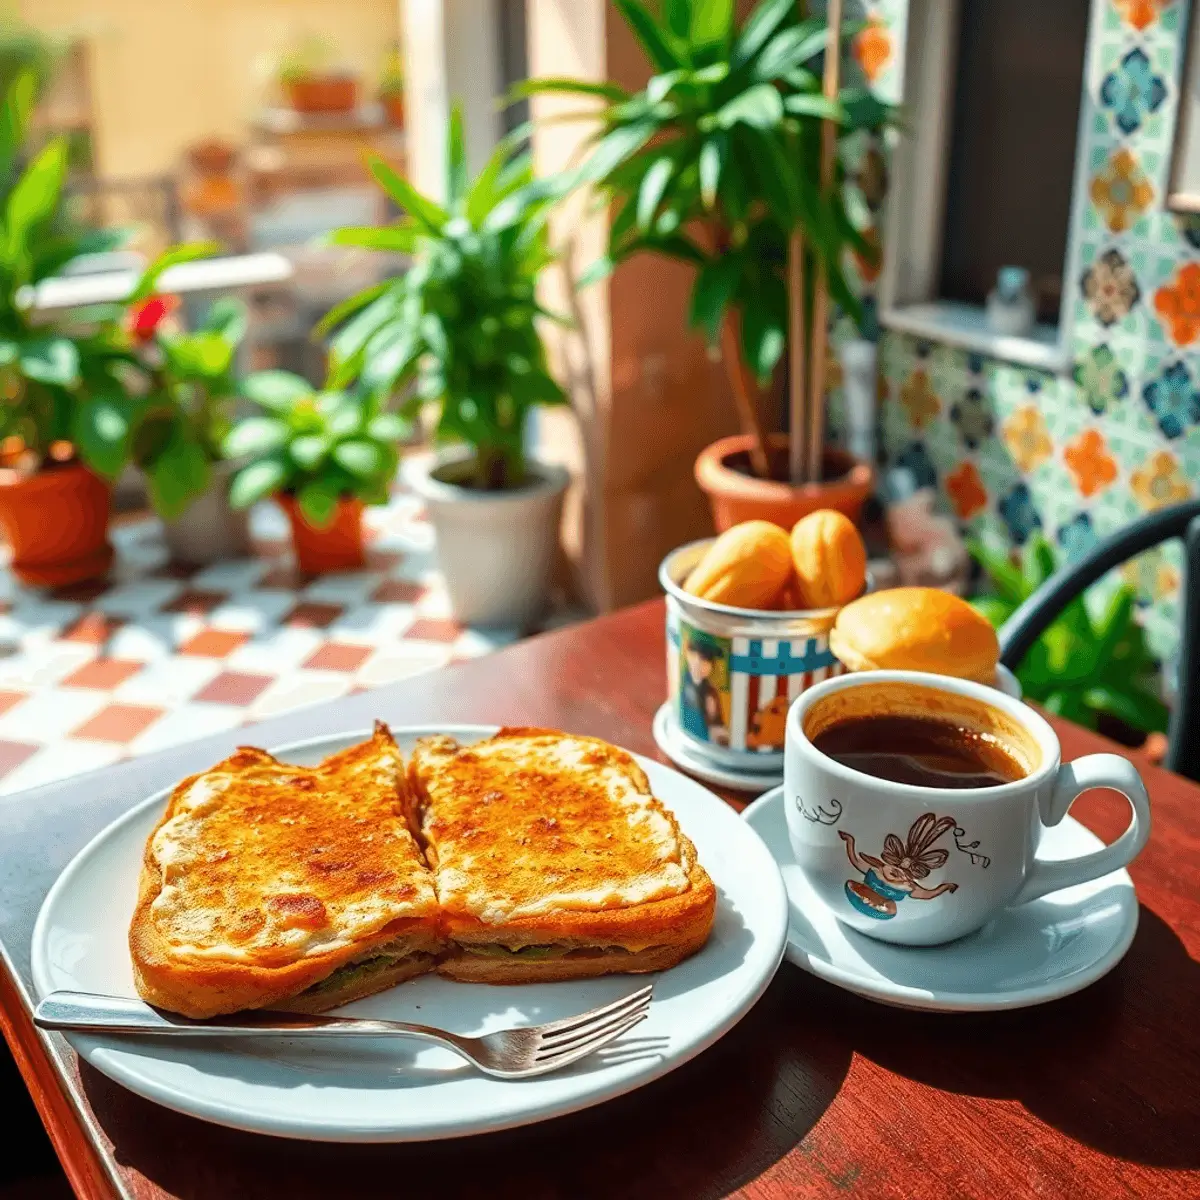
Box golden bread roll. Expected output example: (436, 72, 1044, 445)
(789, 510, 867, 608)
(829, 587, 1000, 682)
(684, 520, 793, 609)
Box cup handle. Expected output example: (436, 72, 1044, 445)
(1011, 753, 1151, 906)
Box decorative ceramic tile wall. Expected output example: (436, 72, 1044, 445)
(866, 0, 1196, 661)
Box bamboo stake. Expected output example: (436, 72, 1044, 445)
(805, 0, 844, 485)
(720, 316, 771, 478)
(787, 233, 808, 484)
(788, 0, 810, 485)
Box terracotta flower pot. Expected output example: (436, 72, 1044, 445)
(278, 494, 365, 575)
(382, 93, 404, 127)
(285, 75, 358, 114)
(0, 463, 113, 586)
(695, 434, 874, 532)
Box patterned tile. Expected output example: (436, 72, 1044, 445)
(178, 629, 250, 658)
(0, 740, 123, 791)
(161, 589, 230, 615)
(193, 671, 275, 706)
(60, 658, 145, 690)
(0, 689, 112, 742)
(59, 613, 126, 645)
(303, 643, 373, 672)
(403, 618, 463, 644)
(0, 738, 38, 778)
(283, 602, 345, 629)
(251, 672, 353, 719)
(71, 703, 165, 744)
(0, 481, 579, 796)
(127, 703, 247, 756)
(51, 579, 111, 604)
(371, 579, 427, 604)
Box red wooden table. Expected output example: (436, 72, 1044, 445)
(1, 600, 1197, 1199)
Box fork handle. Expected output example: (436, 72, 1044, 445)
(35, 991, 466, 1049)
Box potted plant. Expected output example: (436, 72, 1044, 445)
(84, 244, 253, 564)
(318, 108, 569, 628)
(521, 0, 892, 530)
(277, 35, 358, 115)
(378, 43, 405, 128)
(0, 70, 128, 586)
(224, 370, 404, 575)
(970, 535, 1169, 739)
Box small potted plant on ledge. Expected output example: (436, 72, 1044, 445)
(319, 109, 569, 627)
(378, 43, 405, 128)
(522, 0, 893, 530)
(224, 370, 404, 575)
(277, 34, 358, 115)
(0, 70, 127, 586)
(89, 245, 252, 564)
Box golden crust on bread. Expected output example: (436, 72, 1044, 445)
(409, 728, 716, 980)
(830, 587, 999, 683)
(130, 722, 440, 1018)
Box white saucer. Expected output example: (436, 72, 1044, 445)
(743, 786, 1139, 1012)
(653, 703, 782, 794)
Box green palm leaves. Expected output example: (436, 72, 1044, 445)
(519, 0, 890, 385)
(320, 106, 565, 490)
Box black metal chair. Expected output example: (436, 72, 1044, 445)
(998, 500, 1200, 783)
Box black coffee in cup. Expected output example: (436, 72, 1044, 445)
(812, 714, 1027, 789)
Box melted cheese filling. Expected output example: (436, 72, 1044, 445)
(419, 735, 692, 924)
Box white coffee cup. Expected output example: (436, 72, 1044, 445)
(784, 671, 1151, 946)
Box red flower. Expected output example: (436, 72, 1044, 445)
(126, 293, 180, 344)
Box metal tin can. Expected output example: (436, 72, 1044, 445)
(660, 539, 849, 774)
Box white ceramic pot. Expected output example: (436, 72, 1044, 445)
(163, 461, 251, 565)
(408, 449, 569, 629)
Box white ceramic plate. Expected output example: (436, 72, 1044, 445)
(652, 703, 782, 794)
(31, 726, 787, 1143)
(743, 786, 1137, 1012)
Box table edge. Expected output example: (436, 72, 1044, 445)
(1, 941, 128, 1200)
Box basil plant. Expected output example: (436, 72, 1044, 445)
(224, 370, 405, 528)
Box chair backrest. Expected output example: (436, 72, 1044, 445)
(997, 500, 1200, 783)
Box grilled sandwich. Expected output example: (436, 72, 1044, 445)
(408, 728, 716, 983)
(129, 722, 441, 1018)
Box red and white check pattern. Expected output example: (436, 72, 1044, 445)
(0, 488, 576, 795)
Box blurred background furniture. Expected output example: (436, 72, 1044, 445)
(1000, 501, 1200, 783)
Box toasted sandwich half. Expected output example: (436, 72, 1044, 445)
(408, 728, 716, 983)
(130, 722, 441, 1018)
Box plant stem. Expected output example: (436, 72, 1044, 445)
(719, 316, 771, 478)
(787, 232, 808, 485)
(475, 445, 522, 491)
(805, 0, 844, 485)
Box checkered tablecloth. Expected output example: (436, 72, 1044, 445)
(0, 488, 572, 795)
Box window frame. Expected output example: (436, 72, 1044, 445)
(1167, 0, 1200, 212)
(877, 0, 1099, 374)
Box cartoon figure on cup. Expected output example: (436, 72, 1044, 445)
(839, 814, 959, 920)
(680, 629, 729, 746)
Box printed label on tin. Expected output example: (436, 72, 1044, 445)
(669, 617, 843, 754)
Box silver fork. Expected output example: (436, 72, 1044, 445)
(34, 984, 655, 1079)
